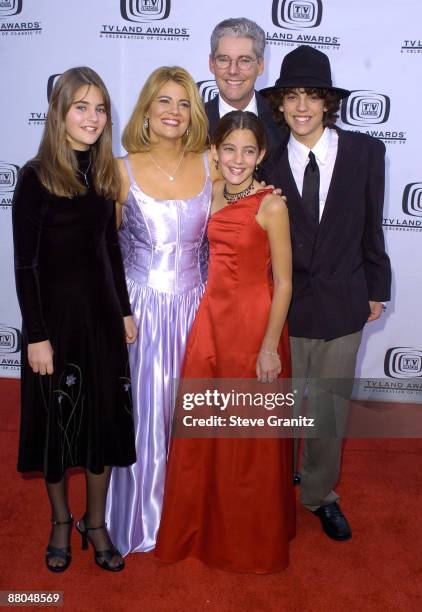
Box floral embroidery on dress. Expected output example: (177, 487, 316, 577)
(53, 363, 84, 472)
(66, 374, 77, 387)
(119, 360, 133, 416)
(38, 360, 133, 474)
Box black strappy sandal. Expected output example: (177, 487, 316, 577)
(75, 517, 124, 572)
(45, 515, 73, 573)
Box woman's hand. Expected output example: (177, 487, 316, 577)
(124, 315, 137, 344)
(27, 340, 54, 375)
(256, 349, 281, 383)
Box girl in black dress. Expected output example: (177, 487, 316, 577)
(12, 67, 137, 572)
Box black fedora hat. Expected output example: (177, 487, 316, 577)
(260, 45, 350, 98)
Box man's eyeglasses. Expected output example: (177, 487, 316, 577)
(214, 55, 258, 71)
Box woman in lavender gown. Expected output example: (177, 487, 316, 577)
(106, 67, 215, 554)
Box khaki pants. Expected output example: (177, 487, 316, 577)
(290, 331, 362, 511)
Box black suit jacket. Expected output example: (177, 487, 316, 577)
(266, 127, 391, 340)
(205, 92, 285, 182)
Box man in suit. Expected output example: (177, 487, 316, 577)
(206, 17, 282, 176)
(261, 46, 391, 540)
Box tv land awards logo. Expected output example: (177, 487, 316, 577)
(0, 0, 22, 16)
(266, 0, 339, 51)
(0, 161, 19, 208)
(0, 0, 41, 36)
(401, 39, 422, 54)
(341, 91, 390, 126)
(384, 348, 422, 379)
(340, 91, 406, 145)
(272, 0, 322, 29)
(357, 347, 422, 403)
(0, 324, 21, 372)
(100, 0, 188, 41)
(120, 0, 170, 22)
(197, 80, 219, 103)
(0, 324, 21, 354)
(0, 162, 19, 193)
(383, 182, 422, 233)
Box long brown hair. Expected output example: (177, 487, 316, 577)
(32, 67, 119, 199)
(123, 66, 208, 154)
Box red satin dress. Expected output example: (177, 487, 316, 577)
(155, 189, 295, 573)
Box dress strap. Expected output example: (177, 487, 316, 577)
(122, 155, 136, 185)
(202, 151, 210, 177)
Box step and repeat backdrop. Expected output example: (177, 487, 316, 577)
(1, 0, 421, 403)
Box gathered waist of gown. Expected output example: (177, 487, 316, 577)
(124, 243, 207, 295)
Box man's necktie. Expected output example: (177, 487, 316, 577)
(302, 151, 320, 223)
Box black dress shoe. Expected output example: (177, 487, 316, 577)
(313, 502, 351, 541)
(293, 473, 301, 486)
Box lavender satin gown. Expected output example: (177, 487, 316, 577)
(106, 153, 211, 554)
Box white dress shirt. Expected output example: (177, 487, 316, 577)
(218, 93, 258, 117)
(287, 127, 338, 221)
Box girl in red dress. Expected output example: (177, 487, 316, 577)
(155, 111, 295, 573)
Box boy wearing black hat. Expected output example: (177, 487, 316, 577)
(261, 45, 391, 541)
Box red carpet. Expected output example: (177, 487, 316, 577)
(1, 377, 421, 611)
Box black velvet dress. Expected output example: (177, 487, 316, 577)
(12, 150, 136, 483)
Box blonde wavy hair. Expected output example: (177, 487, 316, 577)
(32, 67, 120, 200)
(123, 66, 208, 154)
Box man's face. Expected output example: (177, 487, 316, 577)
(209, 35, 264, 110)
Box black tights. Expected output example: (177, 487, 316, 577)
(46, 467, 121, 568)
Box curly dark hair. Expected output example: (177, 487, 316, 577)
(266, 87, 341, 132)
